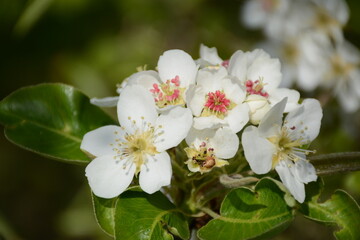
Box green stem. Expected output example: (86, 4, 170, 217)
(199, 207, 220, 219)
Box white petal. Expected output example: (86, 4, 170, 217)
(226, 103, 249, 133)
(90, 96, 119, 107)
(126, 70, 161, 90)
(247, 54, 282, 91)
(158, 49, 198, 87)
(210, 127, 239, 159)
(337, 86, 359, 113)
(228, 50, 247, 83)
(242, 126, 275, 174)
(154, 107, 193, 152)
(185, 127, 215, 146)
(241, 0, 268, 28)
(196, 67, 228, 92)
(117, 85, 158, 134)
(294, 160, 317, 184)
(222, 78, 246, 104)
(275, 161, 305, 203)
(258, 97, 286, 137)
(139, 152, 172, 194)
(194, 113, 226, 129)
(187, 85, 206, 117)
(199, 44, 223, 65)
(81, 125, 124, 158)
(269, 88, 300, 112)
(285, 98, 323, 142)
(186, 159, 201, 173)
(85, 155, 135, 198)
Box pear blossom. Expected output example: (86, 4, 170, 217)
(310, 0, 349, 43)
(184, 127, 239, 174)
(242, 98, 323, 202)
(123, 49, 198, 111)
(323, 41, 360, 112)
(242, 0, 348, 42)
(81, 85, 193, 198)
(260, 31, 332, 90)
(187, 66, 249, 133)
(241, 0, 291, 38)
(228, 49, 300, 124)
(90, 49, 198, 111)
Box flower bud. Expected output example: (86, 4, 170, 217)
(245, 94, 271, 125)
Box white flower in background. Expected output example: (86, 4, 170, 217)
(242, 98, 323, 203)
(81, 85, 193, 198)
(197, 44, 229, 68)
(184, 127, 239, 173)
(324, 40, 360, 112)
(241, 0, 291, 38)
(187, 67, 249, 133)
(228, 49, 300, 124)
(242, 0, 348, 42)
(90, 49, 198, 111)
(272, 31, 331, 90)
(311, 0, 349, 42)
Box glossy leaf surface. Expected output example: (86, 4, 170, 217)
(0, 83, 116, 164)
(198, 178, 294, 240)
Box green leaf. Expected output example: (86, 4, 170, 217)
(115, 188, 190, 240)
(92, 193, 116, 237)
(309, 152, 360, 176)
(0, 83, 116, 164)
(197, 178, 294, 240)
(300, 181, 360, 240)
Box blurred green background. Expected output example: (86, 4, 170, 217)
(1, 0, 360, 239)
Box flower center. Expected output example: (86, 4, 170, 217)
(268, 126, 315, 168)
(245, 78, 269, 97)
(150, 75, 185, 108)
(185, 141, 218, 171)
(201, 90, 235, 119)
(111, 117, 162, 174)
(330, 55, 355, 78)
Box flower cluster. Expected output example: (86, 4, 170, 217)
(82, 46, 322, 203)
(242, 0, 360, 112)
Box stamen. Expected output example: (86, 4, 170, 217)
(149, 76, 185, 108)
(245, 78, 269, 97)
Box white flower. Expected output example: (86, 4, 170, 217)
(187, 67, 249, 133)
(90, 49, 198, 111)
(242, 98, 323, 202)
(241, 0, 291, 38)
(325, 41, 360, 112)
(184, 127, 239, 173)
(81, 85, 193, 198)
(126, 49, 198, 111)
(242, 0, 348, 42)
(228, 49, 300, 123)
(311, 0, 349, 42)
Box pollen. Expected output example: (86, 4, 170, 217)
(149, 76, 186, 108)
(268, 126, 315, 168)
(184, 141, 228, 173)
(111, 119, 161, 174)
(201, 90, 235, 119)
(245, 78, 269, 98)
